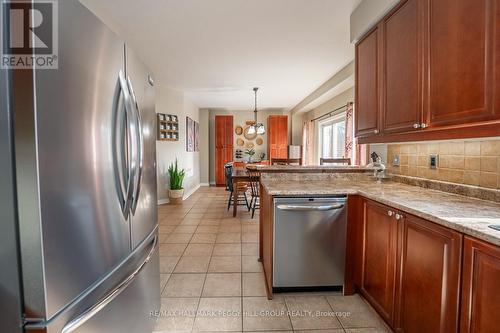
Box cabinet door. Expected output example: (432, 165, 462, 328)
(215, 116, 225, 148)
(360, 200, 398, 324)
(355, 28, 380, 137)
(268, 115, 288, 160)
(225, 115, 234, 148)
(461, 236, 500, 333)
(396, 215, 462, 332)
(382, 0, 422, 133)
(426, 0, 498, 127)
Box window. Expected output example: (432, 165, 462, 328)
(319, 115, 346, 159)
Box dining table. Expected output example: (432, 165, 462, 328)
(231, 167, 252, 217)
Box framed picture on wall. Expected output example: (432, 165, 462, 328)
(194, 121, 200, 152)
(186, 117, 194, 152)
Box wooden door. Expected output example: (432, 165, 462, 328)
(395, 214, 462, 332)
(215, 115, 233, 186)
(355, 27, 380, 137)
(360, 199, 398, 325)
(382, 0, 422, 133)
(268, 115, 288, 160)
(461, 236, 500, 333)
(426, 0, 498, 127)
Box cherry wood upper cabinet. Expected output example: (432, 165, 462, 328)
(460, 236, 500, 333)
(395, 214, 462, 333)
(215, 115, 233, 186)
(382, 0, 422, 133)
(268, 115, 288, 160)
(426, 0, 498, 127)
(359, 200, 398, 325)
(355, 28, 380, 137)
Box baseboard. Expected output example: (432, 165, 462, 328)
(183, 183, 201, 200)
(209, 181, 216, 186)
(200, 183, 210, 187)
(157, 198, 169, 205)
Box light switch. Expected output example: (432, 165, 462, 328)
(392, 154, 400, 166)
(429, 154, 439, 169)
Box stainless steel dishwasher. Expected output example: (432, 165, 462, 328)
(273, 196, 347, 291)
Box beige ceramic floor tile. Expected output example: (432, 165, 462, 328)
(191, 233, 217, 244)
(196, 226, 219, 234)
(159, 243, 187, 257)
(174, 256, 211, 273)
(162, 273, 206, 298)
(242, 296, 292, 331)
(160, 273, 170, 292)
(173, 225, 198, 234)
(159, 256, 180, 273)
(208, 256, 242, 273)
(285, 296, 342, 330)
(193, 297, 242, 332)
(184, 243, 214, 256)
(242, 232, 259, 243)
(242, 256, 263, 273)
(164, 233, 193, 244)
(216, 232, 242, 244)
(202, 273, 242, 297)
(153, 297, 199, 332)
(241, 243, 259, 256)
(242, 273, 267, 297)
(326, 295, 386, 329)
(212, 243, 242, 256)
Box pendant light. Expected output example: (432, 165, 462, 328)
(248, 87, 265, 135)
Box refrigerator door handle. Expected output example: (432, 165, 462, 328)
(61, 234, 158, 333)
(127, 76, 144, 214)
(118, 70, 138, 215)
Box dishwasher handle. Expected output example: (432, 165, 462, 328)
(276, 204, 344, 211)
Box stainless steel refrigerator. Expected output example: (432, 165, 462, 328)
(0, 1, 160, 332)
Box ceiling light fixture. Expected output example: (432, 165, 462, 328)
(248, 87, 265, 135)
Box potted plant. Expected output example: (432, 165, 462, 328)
(168, 159, 186, 204)
(245, 148, 256, 163)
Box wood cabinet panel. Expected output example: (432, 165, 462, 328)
(355, 28, 380, 137)
(461, 236, 500, 333)
(260, 185, 274, 299)
(360, 200, 398, 325)
(426, 0, 497, 127)
(382, 0, 421, 133)
(395, 214, 462, 333)
(215, 115, 233, 185)
(268, 115, 288, 160)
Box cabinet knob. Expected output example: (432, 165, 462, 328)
(395, 213, 402, 220)
(373, 129, 379, 134)
(413, 123, 421, 129)
(420, 123, 428, 129)
(387, 210, 394, 217)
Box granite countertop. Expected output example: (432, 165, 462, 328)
(261, 178, 500, 246)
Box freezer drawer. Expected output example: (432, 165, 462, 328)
(273, 197, 347, 289)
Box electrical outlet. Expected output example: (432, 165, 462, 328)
(429, 154, 439, 169)
(392, 154, 400, 166)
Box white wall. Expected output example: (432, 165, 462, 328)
(156, 85, 201, 203)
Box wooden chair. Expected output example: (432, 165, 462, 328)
(225, 164, 249, 211)
(271, 158, 302, 165)
(246, 169, 261, 219)
(320, 158, 351, 165)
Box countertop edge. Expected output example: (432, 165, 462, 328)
(261, 183, 500, 247)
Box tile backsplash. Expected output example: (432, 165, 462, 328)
(386, 139, 500, 189)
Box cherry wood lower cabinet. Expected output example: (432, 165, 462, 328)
(354, 198, 462, 332)
(460, 236, 500, 333)
(395, 214, 462, 333)
(359, 200, 398, 325)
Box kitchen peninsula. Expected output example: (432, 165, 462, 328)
(259, 170, 500, 332)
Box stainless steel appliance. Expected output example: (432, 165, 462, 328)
(273, 196, 347, 291)
(0, 1, 159, 332)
